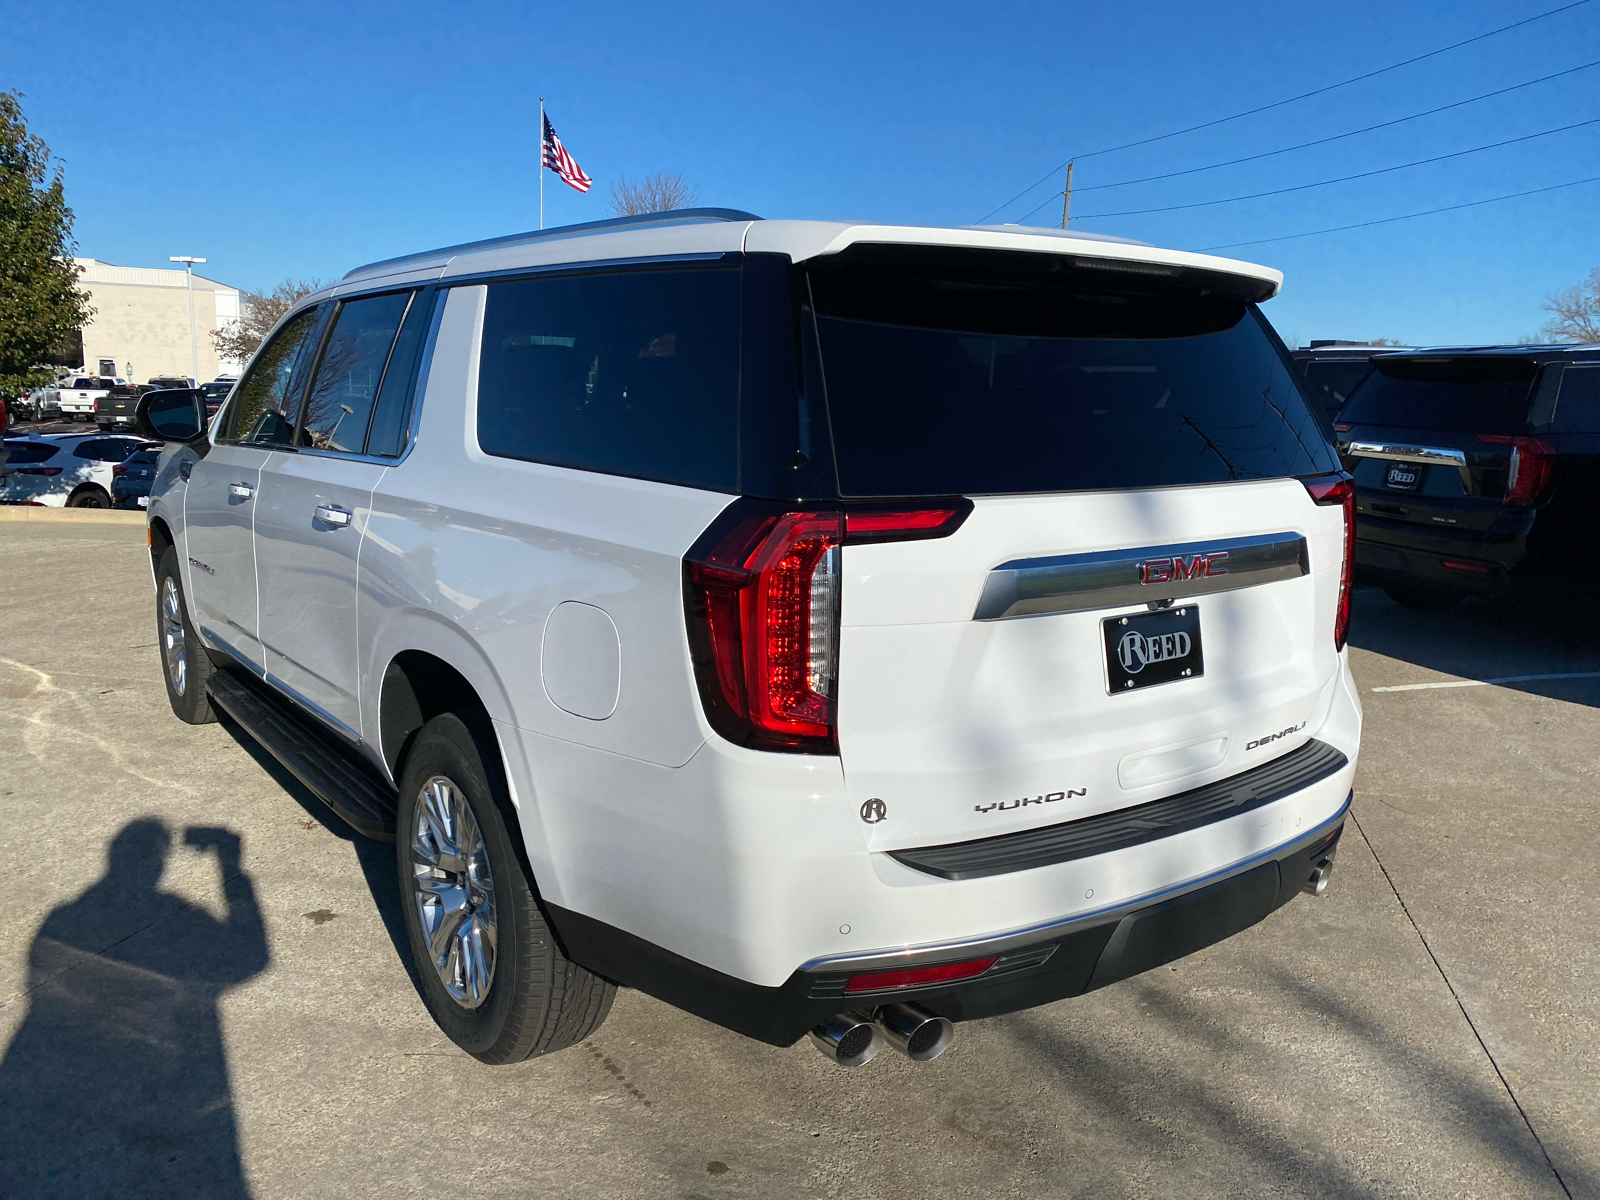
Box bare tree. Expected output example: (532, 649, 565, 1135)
(1540, 268, 1600, 343)
(211, 278, 327, 366)
(609, 173, 698, 217)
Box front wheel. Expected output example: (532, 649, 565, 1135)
(396, 713, 615, 1064)
(154, 546, 216, 723)
(68, 486, 111, 509)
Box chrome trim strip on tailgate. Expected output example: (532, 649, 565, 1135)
(1344, 441, 1472, 490)
(974, 531, 1308, 620)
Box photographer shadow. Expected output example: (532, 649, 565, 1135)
(0, 819, 267, 1199)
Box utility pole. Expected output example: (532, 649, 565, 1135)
(170, 256, 207, 383)
(1061, 161, 1074, 230)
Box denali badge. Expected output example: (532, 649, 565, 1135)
(1140, 551, 1228, 585)
(860, 798, 887, 824)
(975, 788, 1086, 814)
(1246, 721, 1307, 751)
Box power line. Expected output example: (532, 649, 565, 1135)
(1199, 174, 1600, 250)
(1069, 117, 1600, 219)
(1075, 59, 1600, 194)
(976, 0, 1595, 223)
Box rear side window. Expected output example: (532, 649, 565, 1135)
(1553, 365, 1600, 434)
(807, 254, 1336, 497)
(218, 308, 321, 445)
(478, 268, 741, 491)
(2, 441, 58, 464)
(299, 291, 413, 452)
(1338, 357, 1536, 434)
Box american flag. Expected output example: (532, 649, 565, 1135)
(542, 114, 593, 193)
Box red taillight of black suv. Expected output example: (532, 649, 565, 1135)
(1302, 474, 1355, 651)
(1479, 435, 1555, 505)
(683, 498, 971, 753)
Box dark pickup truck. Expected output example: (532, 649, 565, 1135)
(97, 378, 192, 431)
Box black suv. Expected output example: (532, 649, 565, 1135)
(1292, 342, 1393, 421)
(1334, 345, 1600, 609)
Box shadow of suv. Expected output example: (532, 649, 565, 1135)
(1335, 344, 1600, 610)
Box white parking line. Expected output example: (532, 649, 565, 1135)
(1372, 671, 1600, 693)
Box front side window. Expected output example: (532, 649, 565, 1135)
(807, 250, 1337, 497)
(299, 291, 413, 452)
(218, 308, 321, 445)
(477, 268, 741, 491)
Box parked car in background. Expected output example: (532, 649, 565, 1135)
(198, 377, 236, 419)
(21, 383, 62, 422)
(141, 211, 1358, 1071)
(97, 382, 156, 431)
(1335, 344, 1600, 609)
(1292, 343, 1394, 421)
(57, 376, 124, 422)
(0, 433, 156, 507)
(111, 443, 163, 508)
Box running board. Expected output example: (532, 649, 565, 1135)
(208, 670, 398, 841)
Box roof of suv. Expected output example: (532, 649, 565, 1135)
(1366, 344, 1600, 366)
(336, 208, 1285, 301)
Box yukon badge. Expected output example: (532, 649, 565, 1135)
(1139, 550, 1228, 585)
(976, 788, 1086, 814)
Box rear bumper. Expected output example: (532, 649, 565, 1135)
(549, 800, 1348, 1046)
(1355, 525, 1527, 596)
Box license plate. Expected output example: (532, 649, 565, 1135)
(1384, 463, 1421, 491)
(1103, 605, 1204, 694)
(137, 496, 149, 507)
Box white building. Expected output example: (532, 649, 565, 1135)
(73, 258, 247, 383)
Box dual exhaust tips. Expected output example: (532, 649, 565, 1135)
(809, 1002, 954, 1068)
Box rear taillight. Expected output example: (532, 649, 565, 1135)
(684, 498, 971, 753)
(1332, 422, 1352, 433)
(1479, 435, 1554, 505)
(1302, 473, 1355, 652)
(112, 464, 127, 475)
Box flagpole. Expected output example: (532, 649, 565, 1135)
(539, 96, 545, 230)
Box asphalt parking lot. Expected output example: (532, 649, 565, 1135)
(0, 512, 1595, 1199)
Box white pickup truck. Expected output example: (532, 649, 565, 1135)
(57, 376, 125, 422)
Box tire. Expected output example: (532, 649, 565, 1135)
(154, 546, 216, 724)
(68, 486, 111, 509)
(1383, 583, 1465, 612)
(396, 713, 615, 1064)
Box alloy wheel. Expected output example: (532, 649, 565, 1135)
(410, 775, 498, 1008)
(161, 576, 187, 696)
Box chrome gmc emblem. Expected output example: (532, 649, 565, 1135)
(1139, 551, 1229, 585)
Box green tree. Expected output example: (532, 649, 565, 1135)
(0, 91, 91, 399)
(211, 278, 326, 367)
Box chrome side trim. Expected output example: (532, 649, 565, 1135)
(263, 671, 363, 744)
(799, 792, 1352, 975)
(1345, 441, 1472, 490)
(974, 531, 1308, 620)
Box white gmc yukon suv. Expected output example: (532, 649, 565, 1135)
(138, 211, 1360, 1069)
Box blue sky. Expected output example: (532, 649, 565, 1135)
(4, 0, 1597, 346)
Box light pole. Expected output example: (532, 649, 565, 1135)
(170, 256, 207, 384)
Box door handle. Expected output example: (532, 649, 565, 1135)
(229, 482, 255, 498)
(315, 504, 353, 527)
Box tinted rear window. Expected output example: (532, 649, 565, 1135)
(1338, 357, 1536, 434)
(807, 255, 1335, 497)
(1553, 364, 1600, 434)
(478, 268, 741, 491)
(2, 441, 58, 464)
(1301, 359, 1373, 417)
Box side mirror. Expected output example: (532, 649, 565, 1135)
(136, 388, 206, 443)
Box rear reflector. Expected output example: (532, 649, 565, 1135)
(1302, 473, 1355, 652)
(844, 956, 997, 994)
(1441, 559, 1490, 574)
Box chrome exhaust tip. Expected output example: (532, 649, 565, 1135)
(874, 1001, 955, 1063)
(809, 1012, 885, 1068)
(1302, 846, 1338, 896)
